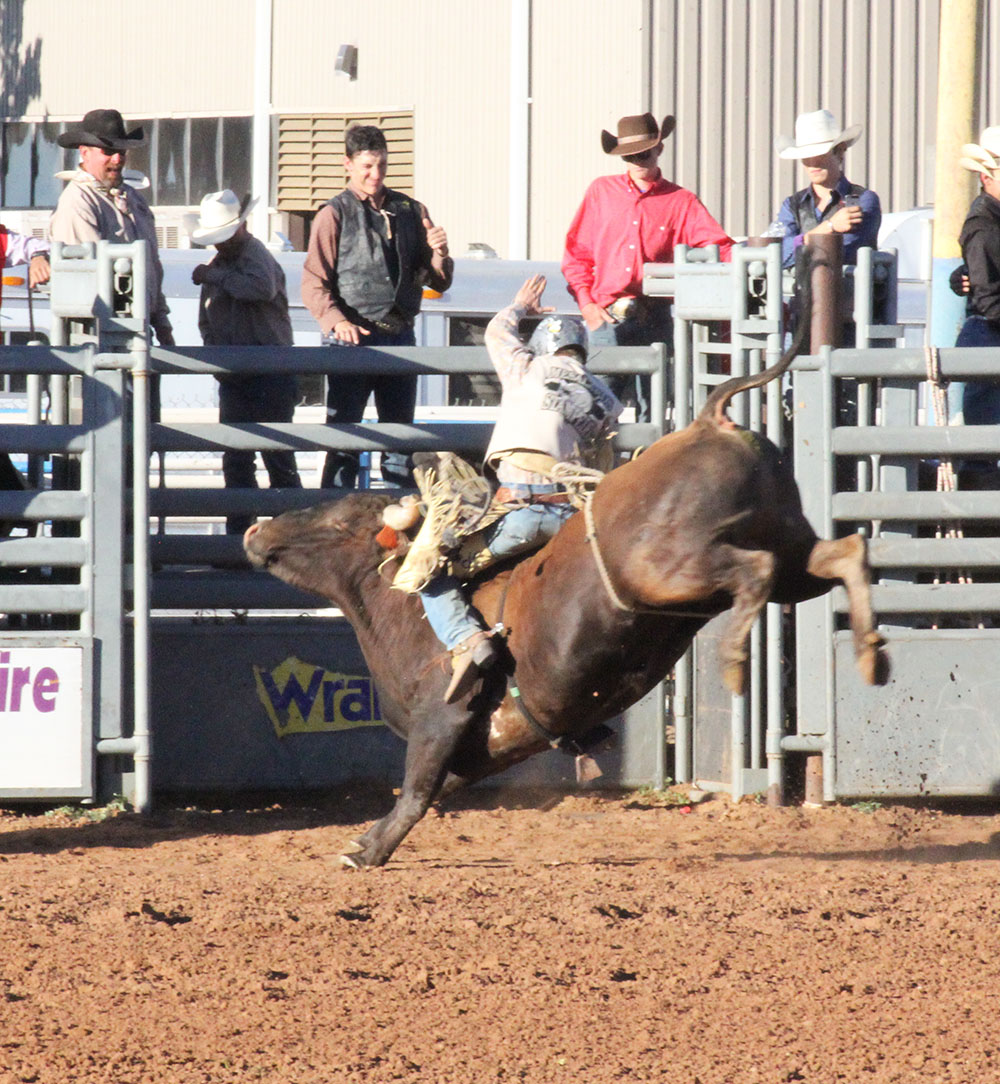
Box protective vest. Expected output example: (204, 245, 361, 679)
(485, 352, 621, 474)
(328, 188, 426, 324)
(787, 181, 865, 235)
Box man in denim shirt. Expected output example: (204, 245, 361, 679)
(773, 109, 881, 269)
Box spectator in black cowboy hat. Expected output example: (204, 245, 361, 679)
(50, 109, 174, 361)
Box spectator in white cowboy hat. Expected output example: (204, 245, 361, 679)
(952, 126, 1000, 484)
(190, 189, 302, 533)
(50, 109, 174, 354)
(772, 108, 881, 270)
(562, 111, 733, 422)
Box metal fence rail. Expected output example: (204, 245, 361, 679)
(0, 239, 674, 805)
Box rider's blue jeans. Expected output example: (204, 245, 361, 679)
(420, 493, 575, 649)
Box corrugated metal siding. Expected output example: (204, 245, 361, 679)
(645, 0, 949, 246)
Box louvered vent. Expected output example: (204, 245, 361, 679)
(276, 112, 414, 211)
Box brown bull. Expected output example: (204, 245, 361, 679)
(244, 337, 888, 868)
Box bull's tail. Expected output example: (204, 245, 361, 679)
(698, 248, 814, 427)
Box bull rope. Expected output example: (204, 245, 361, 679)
(924, 346, 971, 595)
(582, 492, 710, 619)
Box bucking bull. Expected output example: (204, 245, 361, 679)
(244, 318, 889, 868)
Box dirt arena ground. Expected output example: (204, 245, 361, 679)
(1, 787, 999, 1084)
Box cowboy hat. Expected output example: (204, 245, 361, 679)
(775, 109, 862, 159)
(601, 113, 676, 156)
(959, 127, 1000, 174)
(57, 109, 146, 151)
(190, 190, 259, 246)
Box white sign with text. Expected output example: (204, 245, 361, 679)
(0, 647, 85, 789)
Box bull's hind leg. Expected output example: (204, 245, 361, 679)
(714, 546, 776, 694)
(806, 533, 889, 685)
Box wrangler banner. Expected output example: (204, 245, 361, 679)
(253, 656, 383, 737)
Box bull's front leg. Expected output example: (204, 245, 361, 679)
(340, 710, 472, 869)
(805, 534, 889, 685)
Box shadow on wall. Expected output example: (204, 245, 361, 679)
(1, 1, 42, 116)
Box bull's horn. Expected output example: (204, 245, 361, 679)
(382, 496, 422, 531)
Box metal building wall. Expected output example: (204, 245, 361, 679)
(645, 0, 944, 246)
(270, 1, 512, 256)
(4, 0, 252, 116)
(5, 0, 1000, 260)
(528, 0, 650, 263)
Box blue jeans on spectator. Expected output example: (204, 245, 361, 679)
(587, 300, 673, 423)
(957, 316, 1000, 477)
(420, 490, 575, 649)
(322, 325, 417, 489)
(218, 374, 301, 535)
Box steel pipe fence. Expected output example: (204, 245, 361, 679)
(1, 239, 673, 804)
(653, 246, 902, 801)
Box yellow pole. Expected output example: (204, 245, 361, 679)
(930, 0, 981, 353)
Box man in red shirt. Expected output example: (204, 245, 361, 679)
(562, 113, 733, 420)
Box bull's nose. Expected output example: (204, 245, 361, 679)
(243, 523, 260, 548)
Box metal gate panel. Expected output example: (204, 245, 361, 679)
(833, 629, 1000, 798)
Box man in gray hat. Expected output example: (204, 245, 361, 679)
(562, 112, 733, 421)
(50, 109, 174, 354)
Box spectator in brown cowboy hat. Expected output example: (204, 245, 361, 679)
(562, 111, 733, 422)
(50, 109, 174, 361)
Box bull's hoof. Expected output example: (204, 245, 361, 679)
(858, 633, 890, 686)
(339, 852, 364, 870)
(342, 838, 365, 854)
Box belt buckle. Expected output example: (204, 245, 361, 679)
(374, 313, 407, 335)
(609, 297, 637, 321)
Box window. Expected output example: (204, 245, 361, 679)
(156, 118, 187, 205)
(189, 118, 220, 204)
(2, 123, 33, 207)
(1, 116, 254, 209)
(222, 116, 253, 202)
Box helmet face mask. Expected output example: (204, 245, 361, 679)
(527, 316, 588, 362)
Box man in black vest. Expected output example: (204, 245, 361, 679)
(302, 124, 454, 488)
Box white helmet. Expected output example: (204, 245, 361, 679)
(528, 315, 588, 360)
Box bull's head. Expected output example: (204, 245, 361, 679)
(244, 493, 395, 601)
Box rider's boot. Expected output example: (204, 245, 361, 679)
(444, 630, 498, 704)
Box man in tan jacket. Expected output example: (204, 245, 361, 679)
(50, 109, 174, 353)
